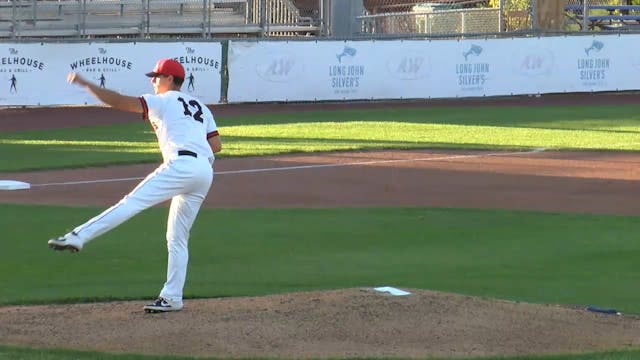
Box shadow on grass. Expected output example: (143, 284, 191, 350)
(218, 105, 640, 135)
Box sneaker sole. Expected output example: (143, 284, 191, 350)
(48, 243, 80, 253)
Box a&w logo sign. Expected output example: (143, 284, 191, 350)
(387, 53, 429, 80)
(257, 57, 298, 82)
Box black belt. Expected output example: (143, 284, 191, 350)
(178, 150, 197, 158)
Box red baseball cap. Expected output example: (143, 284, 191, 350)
(145, 58, 185, 79)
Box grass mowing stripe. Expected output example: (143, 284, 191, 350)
(2, 105, 640, 171)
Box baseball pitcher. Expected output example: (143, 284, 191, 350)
(48, 58, 222, 313)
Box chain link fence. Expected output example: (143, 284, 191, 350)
(355, 0, 640, 37)
(356, 0, 535, 37)
(1, 0, 639, 40)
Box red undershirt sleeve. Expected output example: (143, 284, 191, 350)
(139, 96, 149, 120)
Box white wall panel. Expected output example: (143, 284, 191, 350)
(227, 35, 640, 103)
(0, 42, 222, 106)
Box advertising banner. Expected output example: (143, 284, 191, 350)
(227, 35, 640, 103)
(0, 42, 222, 106)
(2, 36, 639, 106)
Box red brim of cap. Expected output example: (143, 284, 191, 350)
(145, 72, 160, 77)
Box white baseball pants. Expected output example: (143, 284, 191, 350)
(69, 155, 213, 304)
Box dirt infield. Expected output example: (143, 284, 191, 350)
(2, 289, 640, 359)
(2, 94, 640, 358)
(4, 149, 640, 216)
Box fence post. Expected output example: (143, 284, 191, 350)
(80, 0, 86, 37)
(32, 0, 37, 25)
(202, 0, 208, 38)
(209, 0, 213, 38)
(246, 0, 253, 24)
(319, 0, 325, 36)
(10, 0, 16, 39)
(259, 0, 267, 36)
(582, 0, 588, 31)
(498, 0, 503, 32)
(220, 40, 229, 104)
(530, 0, 537, 32)
(143, 0, 150, 37)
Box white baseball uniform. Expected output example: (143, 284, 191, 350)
(66, 90, 218, 306)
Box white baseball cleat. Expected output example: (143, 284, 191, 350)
(143, 297, 183, 313)
(47, 233, 83, 253)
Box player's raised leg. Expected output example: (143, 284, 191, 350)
(48, 162, 187, 252)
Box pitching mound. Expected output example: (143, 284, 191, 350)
(1, 288, 639, 358)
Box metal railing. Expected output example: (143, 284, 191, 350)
(251, 0, 320, 35)
(0, 0, 323, 39)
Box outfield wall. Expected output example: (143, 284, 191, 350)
(0, 34, 638, 106)
(227, 35, 640, 102)
(0, 42, 222, 106)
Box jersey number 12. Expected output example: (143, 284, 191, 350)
(178, 97, 204, 123)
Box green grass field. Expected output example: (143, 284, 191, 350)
(3, 105, 640, 172)
(2, 104, 640, 359)
(2, 205, 639, 310)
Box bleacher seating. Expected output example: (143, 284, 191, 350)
(565, 4, 640, 30)
(0, 0, 320, 39)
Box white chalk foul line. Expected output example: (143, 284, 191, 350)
(30, 148, 546, 188)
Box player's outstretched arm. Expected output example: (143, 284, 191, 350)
(67, 72, 142, 113)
